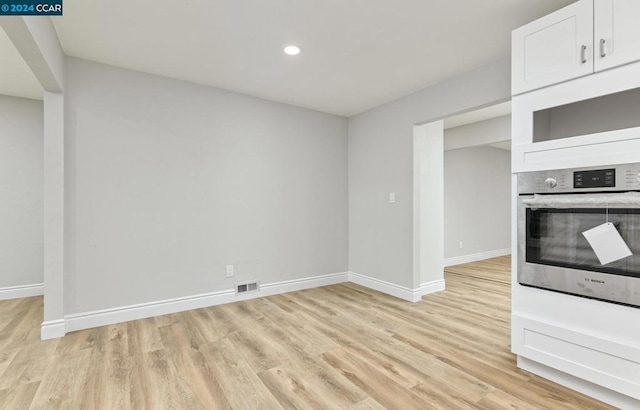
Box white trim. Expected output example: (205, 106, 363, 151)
(348, 271, 424, 302)
(45, 270, 447, 337)
(0, 283, 44, 301)
(418, 279, 446, 297)
(63, 272, 349, 333)
(65, 288, 235, 333)
(41, 319, 65, 340)
(518, 356, 640, 409)
(259, 273, 347, 296)
(444, 248, 511, 267)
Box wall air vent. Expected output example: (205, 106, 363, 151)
(236, 281, 260, 295)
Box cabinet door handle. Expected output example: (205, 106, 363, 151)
(600, 39, 606, 58)
(581, 45, 587, 64)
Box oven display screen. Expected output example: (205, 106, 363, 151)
(574, 169, 615, 188)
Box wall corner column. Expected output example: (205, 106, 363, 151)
(413, 121, 445, 297)
(42, 91, 65, 339)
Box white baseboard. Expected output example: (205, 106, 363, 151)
(260, 272, 348, 297)
(41, 319, 66, 340)
(63, 272, 349, 334)
(0, 283, 44, 301)
(518, 356, 640, 409)
(418, 279, 446, 297)
(48, 270, 444, 337)
(444, 248, 511, 267)
(348, 272, 443, 302)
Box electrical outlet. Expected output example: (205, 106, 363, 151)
(226, 265, 234, 278)
(459, 241, 464, 249)
(389, 192, 396, 203)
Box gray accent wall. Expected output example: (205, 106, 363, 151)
(0, 95, 44, 289)
(444, 145, 511, 259)
(348, 58, 511, 289)
(64, 58, 348, 314)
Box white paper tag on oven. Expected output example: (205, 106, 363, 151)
(582, 222, 632, 265)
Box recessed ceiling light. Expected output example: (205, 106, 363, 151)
(284, 45, 302, 56)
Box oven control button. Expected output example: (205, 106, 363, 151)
(636, 172, 640, 182)
(545, 177, 557, 189)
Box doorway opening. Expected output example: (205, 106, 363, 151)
(413, 101, 512, 292)
(443, 102, 512, 268)
(0, 26, 45, 325)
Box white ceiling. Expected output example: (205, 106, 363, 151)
(50, 0, 575, 116)
(0, 26, 43, 101)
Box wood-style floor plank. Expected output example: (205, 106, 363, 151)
(0, 256, 614, 409)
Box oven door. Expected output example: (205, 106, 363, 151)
(517, 193, 640, 307)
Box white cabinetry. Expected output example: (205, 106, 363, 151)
(511, 63, 640, 173)
(513, 0, 640, 95)
(512, 0, 593, 95)
(511, 1, 640, 407)
(594, 0, 640, 72)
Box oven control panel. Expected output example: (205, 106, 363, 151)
(518, 163, 640, 194)
(574, 168, 615, 189)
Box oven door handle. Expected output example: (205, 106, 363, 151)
(522, 192, 640, 208)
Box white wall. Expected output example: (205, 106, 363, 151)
(413, 122, 444, 286)
(444, 114, 511, 150)
(348, 58, 511, 289)
(0, 94, 43, 289)
(64, 57, 348, 314)
(443, 145, 511, 259)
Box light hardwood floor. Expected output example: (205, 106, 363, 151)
(0, 256, 612, 409)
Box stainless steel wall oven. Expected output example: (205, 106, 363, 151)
(518, 163, 640, 307)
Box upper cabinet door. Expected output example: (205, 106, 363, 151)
(512, 0, 594, 95)
(594, 0, 640, 72)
